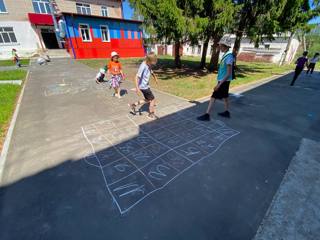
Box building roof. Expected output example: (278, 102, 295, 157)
(62, 12, 143, 24)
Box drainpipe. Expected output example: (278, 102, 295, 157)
(49, 0, 63, 49)
(64, 16, 76, 59)
(120, 0, 124, 19)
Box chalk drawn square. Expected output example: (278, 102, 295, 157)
(102, 159, 137, 185)
(96, 147, 123, 167)
(140, 121, 163, 133)
(135, 134, 156, 147)
(151, 129, 177, 141)
(176, 143, 208, 162)
(115, 140, 143, 156)
(189, 125, 214, 136)
(82, 116, 239, 214)
(180, 120, 198, 129)
(192, 137, 221, 153)
(126, 148, 156, 168)
(215, 127, 240, 137)
(205, 120, 226, 130)
(210, 132, 233, 142)
(161, 135, 187, 149)
(166, 122, 187, 132)
(178, 130, 197, 140)
(84, 154, 100, 167)
(141, 158, 179, 188)
(161, 150, 192, 171)
(147, 143, 170, 156)
(108, 172, 155, 213)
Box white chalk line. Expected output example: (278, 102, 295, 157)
(81, 127, 122, 213)
(116, 116, 240, 214)
(81, 114, 240, 214)
(103, 116, 227, 187)
(92, 124, 157, 189)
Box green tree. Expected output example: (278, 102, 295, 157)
(278, 0, 320, 64)
(232, 0, 286, 55)
(192, 0, 238, 70)
(129, 0, 187, 67)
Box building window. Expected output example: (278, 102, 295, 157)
(76, 3, 91, 15)
(197, 45, 201, 55)
(0, 0, 7, 13)
(100, 25, 110, 42)
(32, 0, 51, 14)
(0, 27, 17, 44)
(79, 24, 91, 42)
(101, 6, 108, 17)
(191, 46, 195, 54)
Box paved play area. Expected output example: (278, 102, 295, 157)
(0, 59, 319, 240)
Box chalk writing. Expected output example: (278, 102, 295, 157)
(82, 115, 239, 214)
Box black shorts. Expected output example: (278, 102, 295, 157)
(308, 63, 316, 69)
(141, 88, 155, 101)
(212, 81, 230, 99)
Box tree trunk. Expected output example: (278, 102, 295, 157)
(208, 35, 222, 72)
(232, 30, 243, 57)
(174, 40, 182, 68)
(199, 36, 210, 69)
(280, 31, 294, 66)
(302, 33, 306, 51)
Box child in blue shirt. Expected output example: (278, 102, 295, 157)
(198, 37, 234, 121)
(128, 52, 159, 119)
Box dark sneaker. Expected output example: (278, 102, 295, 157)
(218, 111, 231, 118)
(128, 104, 136, 115)
(197, 113, 210, 121)
(147, 113, 159, 120)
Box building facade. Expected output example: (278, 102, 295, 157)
(0, 0, 144, 59)
(151, 35, 300, 64)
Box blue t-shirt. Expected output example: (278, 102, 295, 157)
(217, 51, 234, 82)
(137, 61, 151, 90)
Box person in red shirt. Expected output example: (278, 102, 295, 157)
(108, 51, 125, 98)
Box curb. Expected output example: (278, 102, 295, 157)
(0, 69, 30, 184)
(194, 70, 293, 103)
(0, 80, 22, 85)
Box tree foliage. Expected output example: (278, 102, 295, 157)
(128, 0, 320, 68)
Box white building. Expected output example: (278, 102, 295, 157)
(151, 35, 300, 64)
(0, 0, 124, 59)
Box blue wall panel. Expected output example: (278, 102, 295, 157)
(65, 15, 141, 40)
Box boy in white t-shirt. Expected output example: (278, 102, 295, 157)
(306, 52, 319, 75)
(128, 52, 159, 120)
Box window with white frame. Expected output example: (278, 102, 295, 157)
(100, 25, 110, 42)
(191, 46, 195, 54)
(76, 3, 91, 15)
(0, 0, 7, 13)
(79, 24, 91, 42)
(0, 27, 17, 44)
(32, 0, 51, 14)
(101, 6, 108, 17)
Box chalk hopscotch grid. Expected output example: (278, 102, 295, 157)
(82, 113, 240, 214)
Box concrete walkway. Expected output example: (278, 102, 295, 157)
(0, 59, 319, 240)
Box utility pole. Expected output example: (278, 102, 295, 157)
(49, 0, 63, 49)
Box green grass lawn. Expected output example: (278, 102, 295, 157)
(79, 56, 295, 100)
(0, 59, 30, 67)
(0, 84, 21, 150)
(0, 70, 27, 81)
